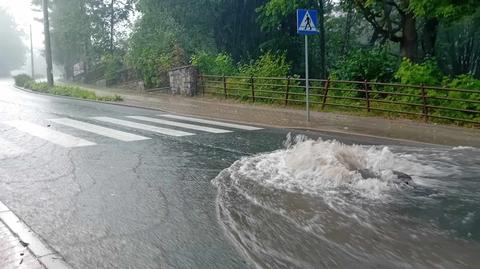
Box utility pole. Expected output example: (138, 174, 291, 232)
(42, 0, 54, 87)
(110, 0, 114, 53)
(30, 24, 35, 79)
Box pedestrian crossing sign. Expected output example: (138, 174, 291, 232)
(297, 9, 318, 35)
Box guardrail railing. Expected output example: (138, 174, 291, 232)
(199, 74, 480, 126)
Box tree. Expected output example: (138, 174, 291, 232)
(350, 0, 480, 61)
(436, 8, 480, 78)
(213, 0, 266, 61)
(0, 9, 26, 76)
(127, 0, 226, 87)
(32, 0, 135, 80)
(42, 0, 54, 86)
(87, 0, 135, 54)
(45, 0, 91, 79)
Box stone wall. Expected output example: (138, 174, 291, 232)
(168, 66, 198, 96)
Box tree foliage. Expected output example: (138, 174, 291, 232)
(32, 0, 134, 79)
(35, 0, 480, 86)
(395, 58, 443, 85)
(332, 47, 398, 82)
(191, 52, 237, 76)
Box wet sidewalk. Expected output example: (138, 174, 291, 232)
(66, 82, 480, 147)
(0, 220, 44, 269)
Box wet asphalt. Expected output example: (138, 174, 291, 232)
(0, 80, 435, 269)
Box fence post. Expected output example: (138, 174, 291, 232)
(421, 84, 429, 122)
(200, 74, 205, 96)
(364, 80, 371, 112)
(285, 76, 291, 106)
(321, 79, 330, 110)
(223, 75, 227, 99)
(251, 76, 255, 103)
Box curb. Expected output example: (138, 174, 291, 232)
(0, 201, 71, 269)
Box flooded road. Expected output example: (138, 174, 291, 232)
(1, 80, 479, 268)
(214, 135, 480, 268)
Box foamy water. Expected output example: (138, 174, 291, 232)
(213, 135, 480, 268)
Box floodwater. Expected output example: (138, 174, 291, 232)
(213, 134, 480, 268)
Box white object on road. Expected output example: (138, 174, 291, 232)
(3, 120, 96, 148)
(91, 117, 195, 137)
(49, 118, 151, 142)
(126, 116, 232, 134)
(158, 114, 263, 131)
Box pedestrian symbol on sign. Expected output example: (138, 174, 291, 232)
(300, 11, 315, 31)
(297, 9, 318, 35)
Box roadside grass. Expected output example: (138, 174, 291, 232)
(13, 74, 123, 102)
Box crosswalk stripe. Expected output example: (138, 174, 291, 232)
(3, 121, 96, 148)
(49, 118, 151, 142)
(91, 117, 195, 137)
(126, 116, 232, 134)
(0, 137, 26, 157)
(158, 114, 263, 131)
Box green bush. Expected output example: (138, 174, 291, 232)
(191, 51, 237, 75)
(101, 54, 124, 85)
(126, 37, 177, 88)
(233, 52, 294, 103)
(239, 52, 290, 78)
(431, 75, 480, 120)
(331, 47, 398, 82)
(13, 74, 34, 87)
(28, 82, 49, 92)
(98, 94, 123, 102)
(395, 58, 443, 85)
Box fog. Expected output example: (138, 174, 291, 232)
(0, 1, 45, 77)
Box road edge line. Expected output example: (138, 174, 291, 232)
(0, 200, 72, 269)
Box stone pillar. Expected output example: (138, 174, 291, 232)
(168, 66, 199, 96)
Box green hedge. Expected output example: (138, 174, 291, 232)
(15, 78, 123, 102)
(13, 74, 34, 87)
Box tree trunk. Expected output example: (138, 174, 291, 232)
(421, 17, 439, 58)
(400, 11, 418, 61)
(342, 4, 354, 55)
(42, 0, 54, 87)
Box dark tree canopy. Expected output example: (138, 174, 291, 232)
(34, 0, 480, 84)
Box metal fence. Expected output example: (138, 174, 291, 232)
(199, 74, 480, 126)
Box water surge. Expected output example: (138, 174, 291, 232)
(213, 135, 480, 268)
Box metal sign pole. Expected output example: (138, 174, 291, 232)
(305, 35, 310, 122)
(297, 8, 317, 122)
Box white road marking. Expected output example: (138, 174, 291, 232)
(0, 201, 72, 269)
(91, 117, 195, 137)
(158, 114, 263, 131)
(49, 118, 151, 142)
(0, 136, 26, 158)
(3, 120, 96, 148)
(126, 116, 232, 134)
